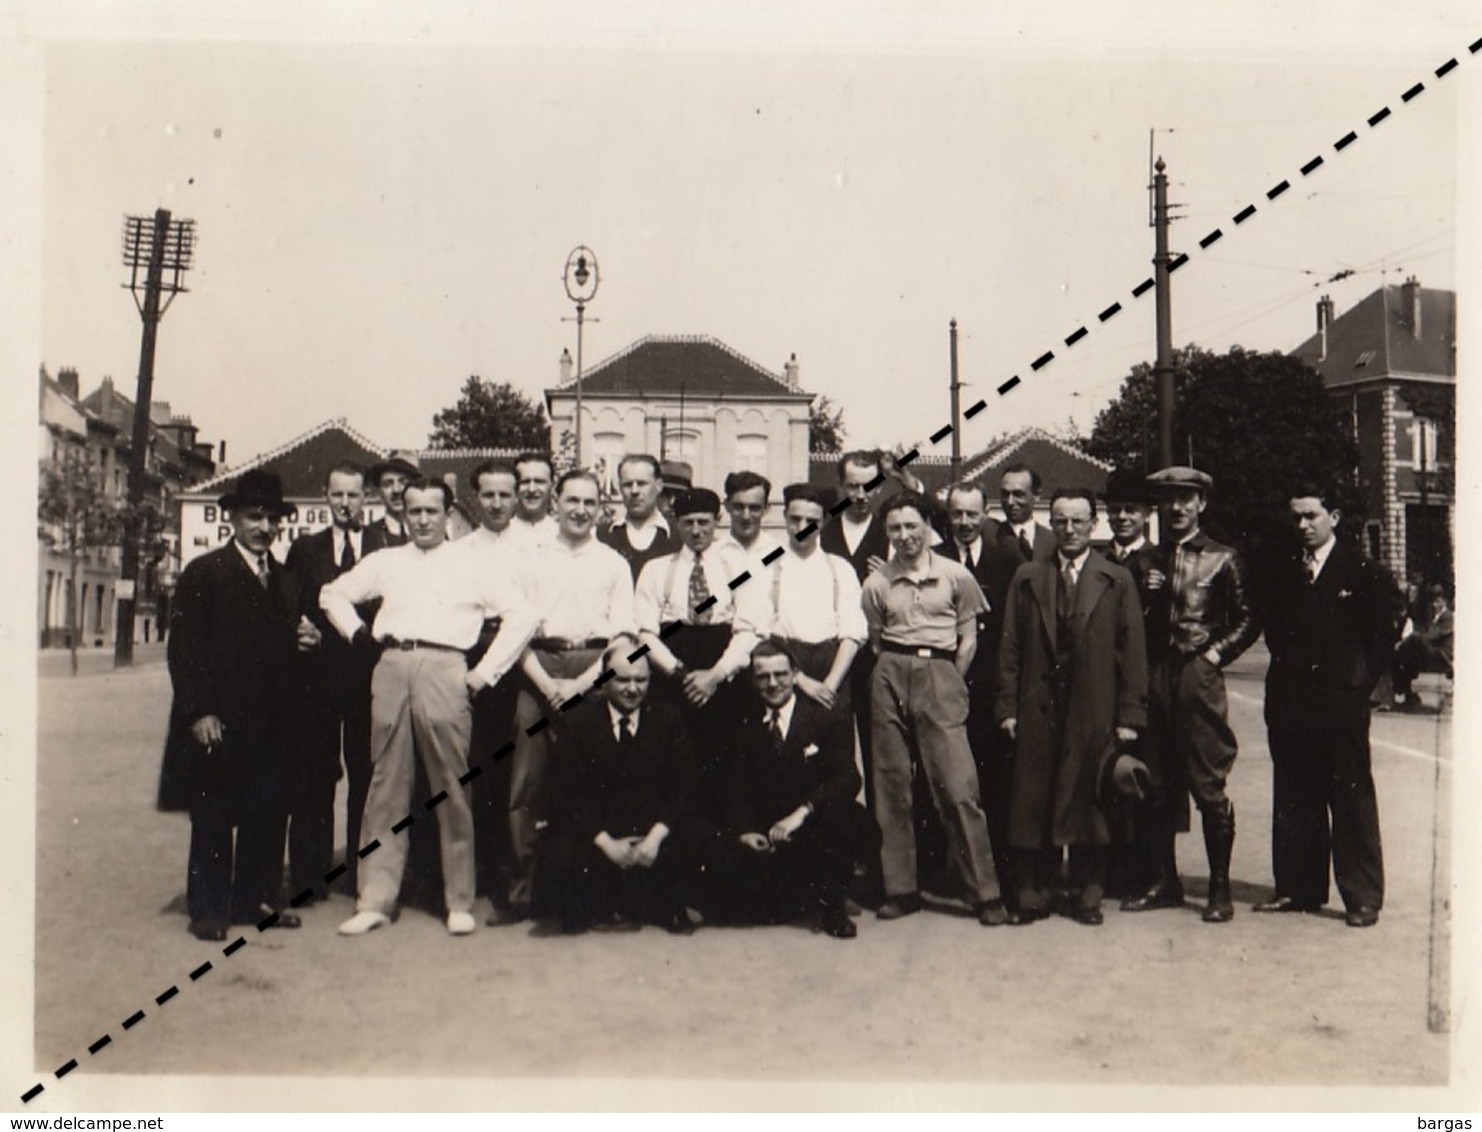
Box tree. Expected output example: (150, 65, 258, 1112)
(38, 449, 126, 676)
(809, 395, 847, 455)
(1081, 345, 1363, 563)
(428, 376, 549, 450)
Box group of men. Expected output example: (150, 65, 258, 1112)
(160, 442, 1397, 946)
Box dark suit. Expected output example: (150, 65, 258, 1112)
(282, 527, 375, 897)
(719, 696, 879, 922)
(987, 517, 1056, 569)
(1263, 540, 1397, 911)
(542, 699, 709, 927)
(158, 544, 300, 928)
(994, 553, 1148, 911)
(362, 517, 406, 552)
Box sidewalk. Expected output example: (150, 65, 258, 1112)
(36, 644, 168, 681)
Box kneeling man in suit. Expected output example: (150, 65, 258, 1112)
(721, 640, 880, 939)
(542, 635, 708, 935)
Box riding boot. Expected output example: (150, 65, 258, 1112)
(1201, 801, 1235, 923)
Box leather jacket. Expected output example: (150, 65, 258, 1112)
(1167, 530, 1259, 665)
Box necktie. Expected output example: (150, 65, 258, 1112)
(1018, 529, 1033, 562)
(1303, 551, 1318, 584)
(688, 551, 713, 624)
(963, 544, 975, 572)
(1059, 558, 1078, 611)
(617, 713, 633, 746)
(255, 553, 271, 590)
(339, 533, 356, 573)
(768, 711, 785, 754)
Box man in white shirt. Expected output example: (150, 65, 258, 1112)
(635, 487, 769, 816)
(320, 479, 538, 937)
(511, 451, 559, 546)
(715, 470, 783, 573)
(494, 469, 636, 925)
(767, 483, 866, 717)
(600, 453, 679, 581)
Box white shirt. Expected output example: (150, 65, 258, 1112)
(764, 694, 798, 744)
(511, 514, 558, 548)
(607, 703, 642, 742)
(1057, 549, 1091, 587)
(634, 542, 769, 678)
(953, 536, 982, 571)
(715, 529, 785, 577)
(612, 509, 670, 552)
(524, 535, 635, 640)
(319, 537, 538, 685)
(1306, 535, 1337, 580)
(1010, 520, 1041, 549)
(463, 524, 534, 594)
(768, 546, 867, 645)
(1109, 535, 1147, 563)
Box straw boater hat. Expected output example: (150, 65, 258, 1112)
(218, 469, 292, 517)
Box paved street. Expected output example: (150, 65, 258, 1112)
(30, 643, 1455, 1103)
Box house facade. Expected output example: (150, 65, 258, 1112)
(544, 335, 815, 504)
(1290, 278, 1455, 589)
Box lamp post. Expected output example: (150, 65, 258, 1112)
(562, 245, 600, 467)
(116, 208, 194, 666)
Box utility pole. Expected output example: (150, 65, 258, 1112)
(1152, 153, 1176, 472)
(116, 209, 194, 667)
(562, 246, 600, 468)
(948, 319, 963, 482)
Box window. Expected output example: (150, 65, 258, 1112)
(1411, 417, 1441, 468)
(735, 434, 767, 474)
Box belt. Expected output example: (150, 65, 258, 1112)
(880, 640, 956, 662)
(531, 636, 609, 653)
(382, 637, 465, 654)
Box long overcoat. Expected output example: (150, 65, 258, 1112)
(993, 552, 1148, 848)
(157, 543, 301, 817)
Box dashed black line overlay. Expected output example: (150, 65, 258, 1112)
(21, 35, 1475, 1107)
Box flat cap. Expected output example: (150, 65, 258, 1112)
(1147, 465, 1214, 492)
(672, 487, 721, 517)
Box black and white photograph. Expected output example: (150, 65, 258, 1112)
(2, 0, 1478, 1116)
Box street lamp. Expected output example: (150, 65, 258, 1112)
(563, 245, 600, 467)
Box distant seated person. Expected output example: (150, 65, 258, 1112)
(719, 641, 880, 939)
(1386, 585, 1453, 713)
(541, 635, 709, 936)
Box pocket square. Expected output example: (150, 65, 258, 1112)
(802, 743, 820, 759)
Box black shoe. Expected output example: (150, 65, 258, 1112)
(1073, 905, 1104, 926)
(1007, 904, 1050, 926)
(1252, 895, 1319, 914)
(821, 906, 858, 939)
(1119, 883, 1185, 913)
(661, 906, 696, 936)
(977, 900, 1010, 927)
(236, 904, 301, 929)
(1345, 905, 1379, 928)
(486, 903, 531, 927)
(560, 915, 590, 936)
(876, 893, 923, 920)
(188, 919, 228, 942)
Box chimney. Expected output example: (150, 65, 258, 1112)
(784, 352, 800, 388)
(1402, 276, 1421, 339)
(151, 400, 172, 424)
(218, 439, 227, 465)
(58, 366, 80, 398)
(559, 348, 573, 384)
(1316, 295, 1335, 362)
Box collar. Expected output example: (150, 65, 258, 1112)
(1057, 549, 1091, 574)
(1176, 529, 1205, 549)
(840, 509, 873, 529)
(955, 536, 982, 558)
(382, 514, 404, 537)
(608, 703, 642, 737)
(881, 548, 941, 584)
(1306, 536, 1337, 574)
(233, 539, 270, 575)
(618, 510, 669, 534)
(765, 695, 797, 736)
(1112, 536, 1147, 558)
(1010, 519, 1037, 540)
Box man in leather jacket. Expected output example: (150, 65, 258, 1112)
(1137, 466, 1259, 923)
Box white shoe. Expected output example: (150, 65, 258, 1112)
(446, 911, 476, 936)
(338, 910, 391, 936)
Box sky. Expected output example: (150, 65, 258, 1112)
(25, 3, 1467, 470)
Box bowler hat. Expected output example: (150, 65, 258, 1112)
(672, 488, 721, 517)
(1147, 465, 1214, 493)
(1103, 467, 1152, 505)
(219, 469, 292, 517)
(367, 449, 422, 484)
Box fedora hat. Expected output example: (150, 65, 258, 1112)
(367, 449, 422, 484)
(219, 469, 292, 517)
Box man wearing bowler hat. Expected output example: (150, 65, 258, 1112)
(159, 470, 319, 941)
(1144, 465, 1259, 923)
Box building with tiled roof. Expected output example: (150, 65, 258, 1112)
(544, 334, 814, 497)
(1290, 278, 1454, 586)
